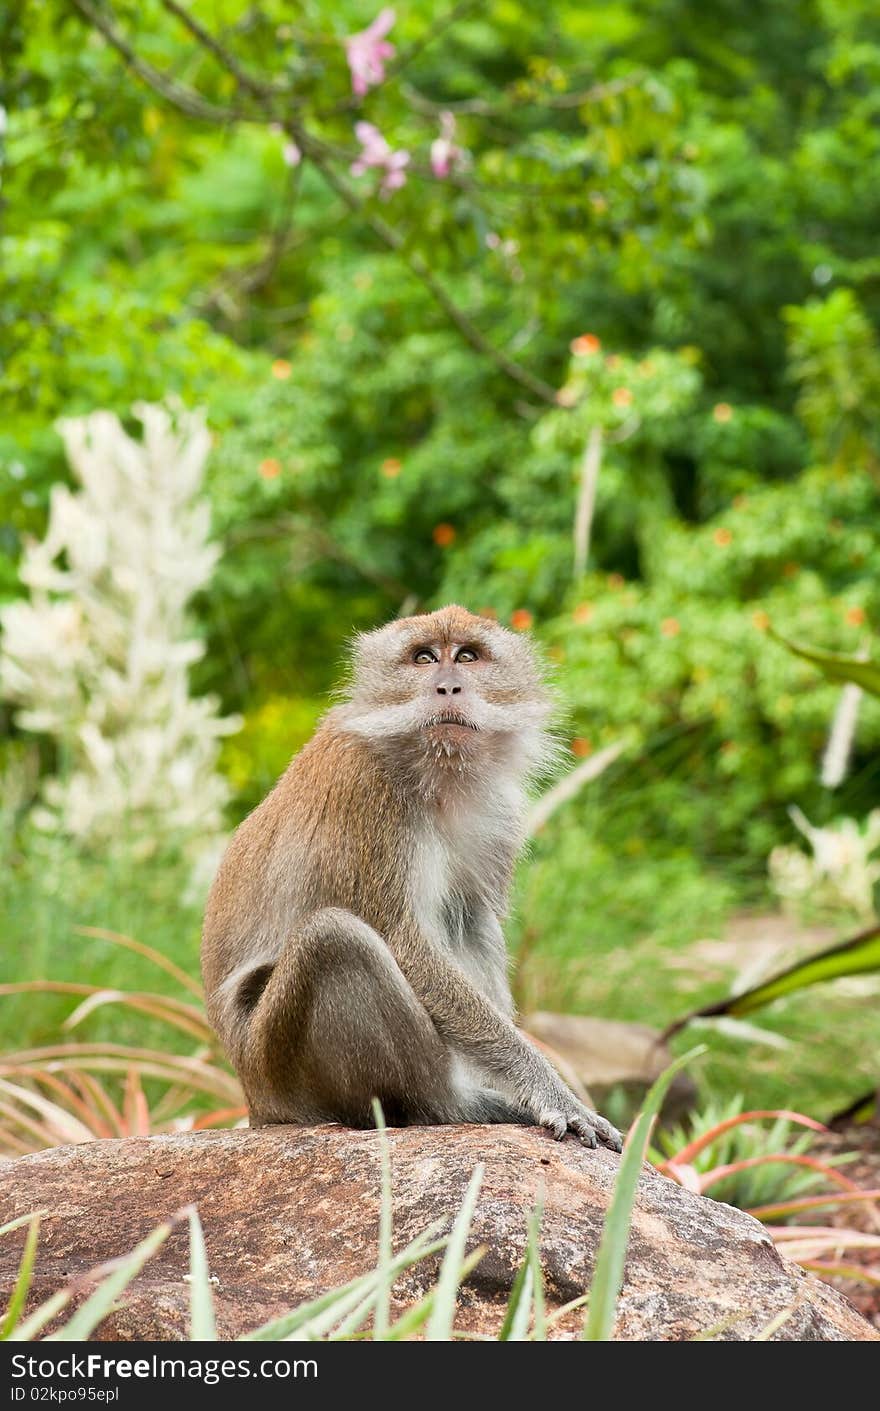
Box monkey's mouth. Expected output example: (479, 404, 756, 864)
(424, 711, 479, 731)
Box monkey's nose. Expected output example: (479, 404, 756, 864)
(436, 683, 462, 695)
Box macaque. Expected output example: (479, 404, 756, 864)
(201, 605, 621, 1150)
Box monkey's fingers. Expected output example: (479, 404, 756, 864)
(538, 1108, 602, 1148)
(582, 1110, 623, 1153)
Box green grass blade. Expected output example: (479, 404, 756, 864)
(241, 1230, 447, 1340)
(426, 1163, 483, 1341)
(769, 630, 880, 697)
(47, 1218, 175, 1341)
(8, 1289, 73, 1343)
(0, 1212, 48, 1239)
(498, 1257, 531, 1342)
(0, 1215, 41, 1340)
(187, 1207, 217, 1341)
(583, 1048, 705, 1342)
(525, 1198, 545, 1340)
(371, 1098, 392, 1339)
(379, 1249, 486, 1342)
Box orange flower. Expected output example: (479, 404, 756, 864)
(259, 458, 282, 479)
(752, 610, 770, 631)
(432, 523, 456, 547)
(660, 617, 680, 637)
(713, 527, 733, 547)
(713, 402, 733, 423)
(570, 333, 601, 356)
(607, 572, 624, 590)
(573, 602, 593, 624)
(381, 458, 402, 478)
(606, 355, 622, 370)
(510, 608, 534, 631)
(571, 737, 592, 757)
(612, 386, 633, 408)
(846, 606, 866, 626)
(555, 385, 578, 407)
(271, 359, 292, 380)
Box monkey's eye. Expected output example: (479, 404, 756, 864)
(455, 647, 479, 663)
(413, 649, 438, 664)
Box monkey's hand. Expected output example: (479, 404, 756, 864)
(536, 1101, 623, 1152)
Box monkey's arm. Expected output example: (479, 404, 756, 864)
(390, 925, 621, 1150)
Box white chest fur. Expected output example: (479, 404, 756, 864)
(407, 786, 522, 1014)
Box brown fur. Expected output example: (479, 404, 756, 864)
(201, 605, 621, 1148)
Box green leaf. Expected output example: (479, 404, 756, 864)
(371, 1098, 392, 1340)
(426, 1163, 484, 1341)
(0, 1215, 41, 1340)
(583, 1048, 705, 1341)
(769, 630, 880, 697)
(240, 1229, 447, 1341)
(187, 1207, 217, 1342)
(667, 924, 880, 1032)
(47, 1218, 175, 1341)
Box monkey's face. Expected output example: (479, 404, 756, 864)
(342, 605, 553, 772)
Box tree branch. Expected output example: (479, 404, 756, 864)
(158, 0, 293, 101)
(68, 0, 241, 123)
(304, 146, 559, 404)
(70, 0, 562, 406)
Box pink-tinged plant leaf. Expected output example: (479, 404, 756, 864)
(768, 1224, 880, 1241)
(798, 1260, 880, 1287)
(0, 1125, 32, 1156)
(74, 926, 204, 998)
(658, 1160, 702, 1193)
(62, 988, 213, 1043)
(696, 1152, 861, 1196)
(0, 1078, 96, 1145)
(0, 1044, 243, 1103)
(0, 1098, 60, 1152)
(122, 1069, 150, 1136)
(0, 982, 213, 1042)
(774, 1233, 880, 1261)
(66, 1070, 127, 1137)
(669, 1110, 826, 1166)
(191, 1106, 248, 1130)
(748, 1189, 880, 1221)
(23, 1071, 115, 1139)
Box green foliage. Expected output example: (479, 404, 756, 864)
(652, 1095, 846, 1211)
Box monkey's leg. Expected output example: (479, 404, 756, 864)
(241, 907, 479, 1130)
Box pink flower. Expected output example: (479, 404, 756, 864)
(350, 121, 409, 198)
(282, 141, 301, 167)
(345, 9, 396, 97)
(430, 111, 465, 179)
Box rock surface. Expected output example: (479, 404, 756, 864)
(2, 1124, 876, 1341)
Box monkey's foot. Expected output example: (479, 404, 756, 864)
(538, 1106, 623, 1152)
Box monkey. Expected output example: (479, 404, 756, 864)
(201, 604, 622, 1151)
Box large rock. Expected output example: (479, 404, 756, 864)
(2, 1125, 875, 1342)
